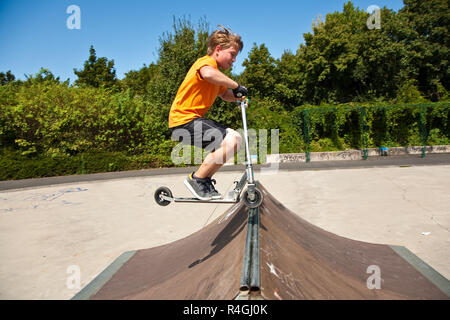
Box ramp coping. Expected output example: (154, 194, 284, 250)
(390, 245, 450, 297)
(72, 250, 136, 300)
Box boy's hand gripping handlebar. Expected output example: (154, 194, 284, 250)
(233, 84, 248, 98)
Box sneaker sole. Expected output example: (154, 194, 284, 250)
(184, 179, 212, 201)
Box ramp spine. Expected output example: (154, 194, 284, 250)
(239, 207, 260, 292)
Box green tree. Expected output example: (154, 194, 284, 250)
(399, 0, 449, 100)
(147, 17, 209, 105)
(272, 50, 303, 109)
(0, 70, 15, 85)
(351, 7, 411, 101)
(121, 63, 159, 97)
(240, 43, 277, 99)
(293, 2, 417, 104)
(296, 2, 369, 104)
(24, 68, 64, 85)
(73, 45, 118, 89)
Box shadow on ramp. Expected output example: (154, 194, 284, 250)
(74, 201, 248, 300)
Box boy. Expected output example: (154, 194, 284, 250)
(169, 25, 247, 200)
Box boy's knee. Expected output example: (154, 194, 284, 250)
(225, 129, 242, 151)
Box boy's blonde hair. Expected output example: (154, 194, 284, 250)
(207, 25, 243, 55)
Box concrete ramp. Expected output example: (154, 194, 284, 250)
(74, 182, 449, 300)
(74, 201, 248, 300)
(258, 184, 449, 299)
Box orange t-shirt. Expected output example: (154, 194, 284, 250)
(168, 55, 227, 128)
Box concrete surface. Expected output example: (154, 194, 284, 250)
(1, 159, 449, 299)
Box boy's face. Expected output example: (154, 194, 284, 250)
(215, 46, 238, 70)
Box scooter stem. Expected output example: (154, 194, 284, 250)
(240, 99, 254, 184)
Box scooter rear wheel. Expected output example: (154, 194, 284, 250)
(243, 188, 263, 208)
(154, 187, 173, 206)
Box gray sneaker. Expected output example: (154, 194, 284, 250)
(184, 173, 215, 200)
(206, 178, 222, 199)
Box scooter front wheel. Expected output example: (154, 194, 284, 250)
(154, 187, 173, 206)
(243, 188, 263, 208)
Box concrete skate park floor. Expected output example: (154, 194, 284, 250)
(1, 154, 449, 299)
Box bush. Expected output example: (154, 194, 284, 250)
(1, 79, 448, 181)
(0, 148, 172, 180)
(0, 82, 170, 156)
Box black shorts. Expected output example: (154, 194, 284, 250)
(170, 118, 228, 151)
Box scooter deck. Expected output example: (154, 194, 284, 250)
(172, 197, 239, 204)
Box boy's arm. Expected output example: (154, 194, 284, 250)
(199, 65, 238, 90)
(199, 66, 245, 102)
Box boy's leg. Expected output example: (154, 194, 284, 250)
(194, 128, 242, 178)
(179, 120, 241, 200)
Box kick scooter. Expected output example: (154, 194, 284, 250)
(154, 99, 264, 209)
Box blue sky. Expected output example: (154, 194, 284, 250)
(0, 0, 404, 83)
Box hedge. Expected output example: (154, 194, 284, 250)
(291, 102, 450, 153)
